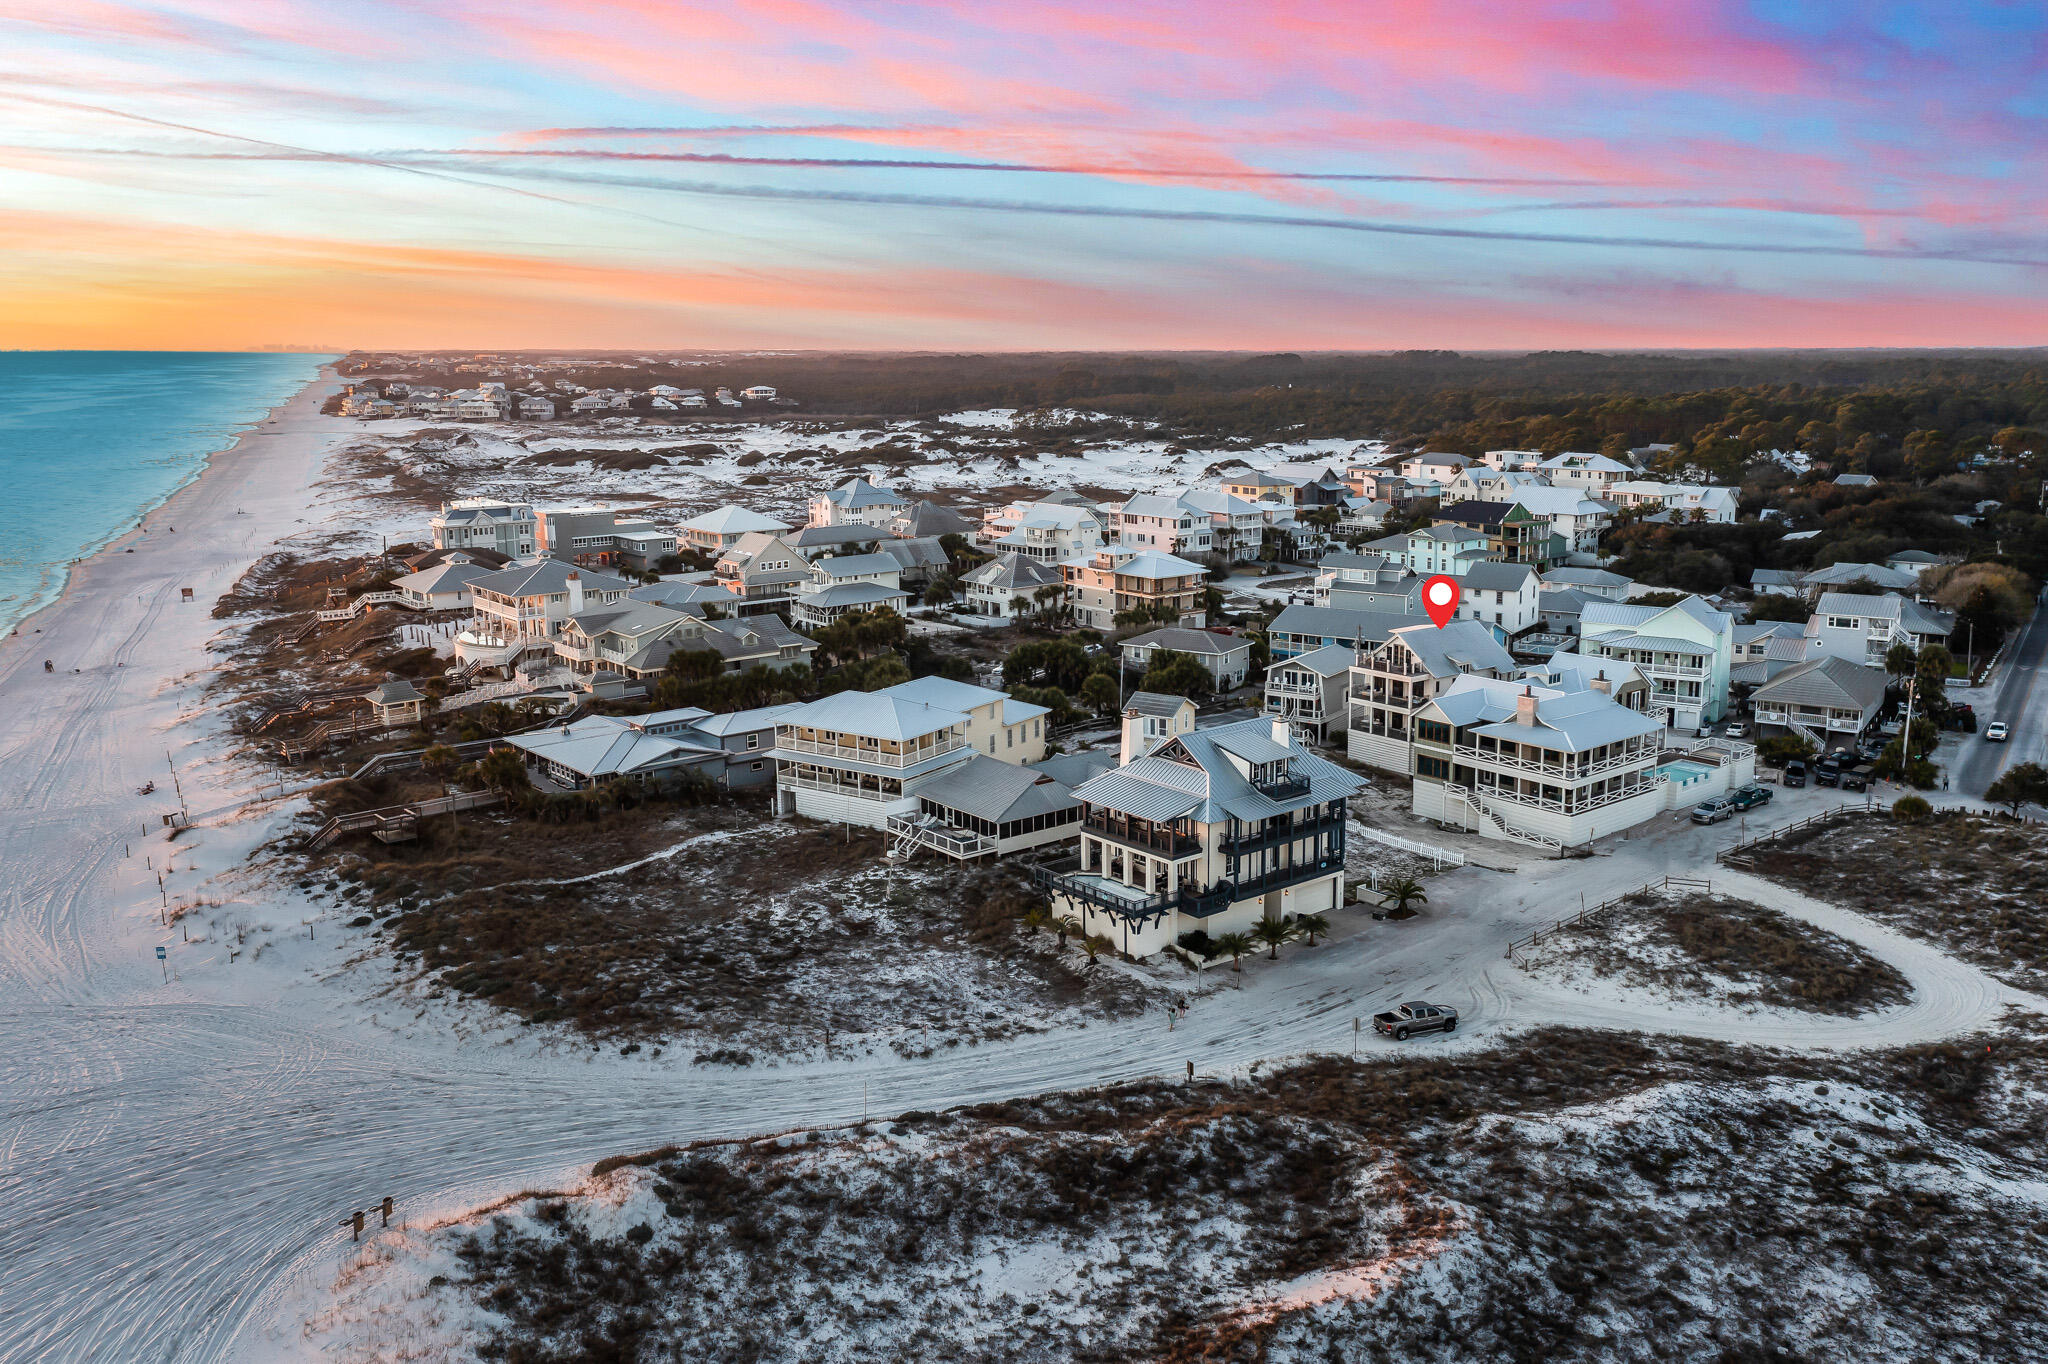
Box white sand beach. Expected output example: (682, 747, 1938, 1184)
(0, 375, 2029, 1363)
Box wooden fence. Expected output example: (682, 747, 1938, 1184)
(1505, 875, 1712, 966)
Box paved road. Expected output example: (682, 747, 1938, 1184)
(0, 392, 2035, 1364)
(1949, 593, 2048, 799)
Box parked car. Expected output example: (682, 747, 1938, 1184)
(1783, 759, 1808, 788)
(1816, 752, 1872, 791)
(1723, 721, 1748, 739)
(1692, 796, 1737, 824)
(1730, 783, 1774, 811)
(1986, 720, 2009, 742)
(1372, 1001, 1459, 1040)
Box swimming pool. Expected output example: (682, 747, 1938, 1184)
(1655, 759, 1714, 788)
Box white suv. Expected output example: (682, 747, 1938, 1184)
(1985, 720, 2009, 742)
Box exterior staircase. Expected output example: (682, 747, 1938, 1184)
(304, 789, 504, 851)
(885, 813, 994, 862)
(1455, 788, 1564, 852)
(277, 712, 396, 761)
(317, 590, 407, 623)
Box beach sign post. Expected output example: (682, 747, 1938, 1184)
(155, 945, 166, 982)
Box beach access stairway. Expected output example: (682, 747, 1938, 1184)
(304, 789, 504, 852)
(277, 712, 404, 761)
(251, 686, 373, 734)
(317, 589, 407, 623)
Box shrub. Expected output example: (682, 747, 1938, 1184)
(1892, 795, 1932, 822)
(1176, 929, 1218, 960)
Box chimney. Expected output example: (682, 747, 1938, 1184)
(1590, 668, 1612, 696)
(1516, 684, 1538, 726)
(1272, 715, 1292, 748)
(567, 570, 584, 613)
(1120, 709, 1139, 766)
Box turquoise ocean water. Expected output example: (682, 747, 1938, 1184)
(0, 352, 334, 634)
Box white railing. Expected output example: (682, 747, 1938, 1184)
(1347, 822, 1465, 868)
(775, 735, 964, 768)
(317, 590, 406, 622)
(1469, 773, 1665, 816)
(1453, 743, 1650, 782)
(777, 772, 903, 801)
(1266, 679, 1324, 697)
(886, 814, 993, 860)
(1453, 788, 1564, 851)
(1639, 661, 1709, 679)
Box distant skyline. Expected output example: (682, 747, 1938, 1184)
(2, 1, 2044, 351)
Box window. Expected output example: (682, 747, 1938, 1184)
(750, 761, 764, 772)
(745, 734, 759, 750)
(1416, 720, 1452, 744)
(1418, 755, 1451, 779)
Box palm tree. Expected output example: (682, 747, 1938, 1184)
(1078, 935, 1106, 969)
(1055, 915, 1083, 949)
(1213, 931, 1255, 970)
(1382, 877, 1429, 919)
(1251, 915, 1298, 960)
(1022, 905, 1052, 937)
(1293, 912, 1331, 946)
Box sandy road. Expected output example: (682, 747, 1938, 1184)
(0, 382, 2036, 1362)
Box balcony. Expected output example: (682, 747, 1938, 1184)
(776, 771, 903, 802)
(1467, 773, 1665, 815)
(1638, 661, 1709, 679)
(1032, 851, 1346, 926)
(1252, 771, 1311, 800)
(1266, 677, 1324, 697)
(1083, 810, 1200, 858)
(775, 734, 965, 768)
(1222, 808, 1346, 857)
(1454, 743, 1649, 781)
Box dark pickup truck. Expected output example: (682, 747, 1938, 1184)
(1783, 759, 1808, 788)
(1815, 754, 1870, 791)
(1372, 1001, 1459, 1040)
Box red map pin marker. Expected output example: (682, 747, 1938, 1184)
(1422, 574, 1460, 628)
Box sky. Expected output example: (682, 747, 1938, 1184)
(1, 0, 2044, 352)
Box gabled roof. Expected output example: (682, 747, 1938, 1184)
(1071, 717, 1365, 823)
(894, 501, 975, 536)
(790, 523, 880, 549)
(1100, 550, 1208, 580)
(883, 675, 1009, 714)
(1581, 594, 1732, 639)
(686, 701, 807, 738)
(1271, 603, 1425, 643)
(1452, 561, 1538, 593)
(1801, 561, 1916, 591)
(916, 755, 1080, 824)
(878, 537, 949, 571)
(1120, 627, 1249, 657)
(1539, 451, 1632, 473)
(504, 716, 705, 779)
(393, 562, 490, 595)
(679, 505, 791, 535)
(963, 553, 1062, 592)
(1124, 691, 1194, 719)
(1519, 651, 1646, 694)
(1751, 655, 1889, 712)
(1385, 619, 1517, 677)
(811, 552, 901, 579)
(1273, 644, 1352, 678)
(367, 680, 424, 705)
(1513, 486, 1616, 517)
(1425, 674, 1661, 753)
(1438, 500, 1520, 528)
(1118, 492, 1199, 518)
(823, 476, 906, 509)
(779, 690, 969, 742)
(629, 580, 741, 613)
(797, 581, 907, 610)
(470, 559, 634, 597)
(1542, 566, 1631, 589)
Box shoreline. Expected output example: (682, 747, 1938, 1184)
(0, 364, 342, 657)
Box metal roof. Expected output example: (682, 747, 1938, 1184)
(1123, 691, 1193, 718)
(1120, 627, 1248, 657)
(812, 552, 901, 579)
(687, 702, 806, 738)
(915, 756, 1078, 824)
(1752, 655, 1889, 712)
(1387, 619, 1517, 676)
(678, 505, 790, 534)
(797, 581, 908, 609)
(1273, 644, 1353, 678)
(469, 559, 634, 597)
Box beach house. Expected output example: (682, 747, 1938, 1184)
(1578, 595, 1736, 731)
(678, 505, 793, 556)
(1346, 619, 1519, 773)
(809, 476, 907, 529)
(1118, 628, 1252, 691)
(1061, 548, 1209, 631)
(431, 498, 536, 558)
(770, 677, 1049, 828)
(1032, 717, 1366, 959)
(1262, 644, 1352, 745)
